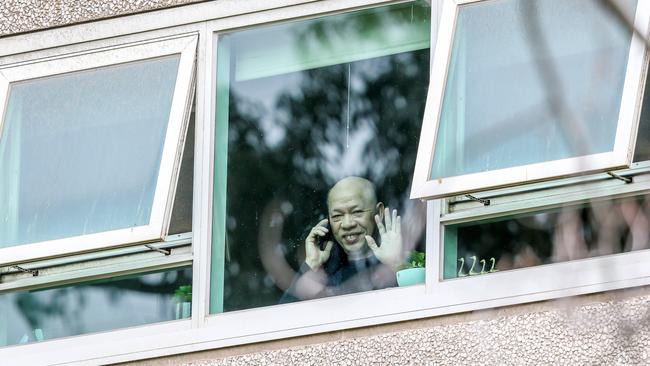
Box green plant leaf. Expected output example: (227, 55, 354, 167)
(398, 250, 425, 270)
(174, 285, 192, 302)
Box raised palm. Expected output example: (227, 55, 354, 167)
(366, 207, 403, 271)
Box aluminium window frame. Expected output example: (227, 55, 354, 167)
(0, 34, 198, 266)
(0, 21, 208, 364)
(0, 238, 193, 293)
(4, 1, 650, 365)
(200, 0, 650, 354)
(434, 160, 650, 303)
(410, 0, 650, 200)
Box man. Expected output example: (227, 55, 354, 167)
(281, 176, 404, 302)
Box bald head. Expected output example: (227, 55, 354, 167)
(327, 176, 377, 208)
(326, 176, 383, 254)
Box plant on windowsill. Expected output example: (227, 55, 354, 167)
(173, 285, 192, 319)
(396, 251, 425, 287)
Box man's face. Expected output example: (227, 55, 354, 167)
(328, 184, 381, 254)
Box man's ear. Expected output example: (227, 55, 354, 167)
(376, 202, 385, 219)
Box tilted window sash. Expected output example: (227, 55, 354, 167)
(0, 35, 197, 266)
(411, 0, 650, 200)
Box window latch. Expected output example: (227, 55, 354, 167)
(144, 244, 171, 256)
(464, 194, 490, 206)
(607, 171, 632, 184)
(10, 265, 39, 277)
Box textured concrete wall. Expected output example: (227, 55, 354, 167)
(183, 297, 650, 365)
(122, 288, 650, 365)
(0, 0, 207, 36)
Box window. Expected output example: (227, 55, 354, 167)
(4, 0, 650, 364)
(0, 34, 197, 347)
(1, 267, 192, 347)
(422, 0, 650, 308)
(211, 2, 431, 312)
(411, 0, 650, 199)
(0, 35, 197, 264)
(444, 194, 650, 279)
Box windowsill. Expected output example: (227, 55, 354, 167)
(6, 273, 650, 365)
(141, 283, 650, 365)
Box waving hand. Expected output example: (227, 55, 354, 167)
(365, 207, 403, 271)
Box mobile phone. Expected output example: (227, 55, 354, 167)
(316, 220, 334, 251)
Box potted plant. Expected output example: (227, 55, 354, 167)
(396, 251, 425, 287)
(173, 285, 192, 319)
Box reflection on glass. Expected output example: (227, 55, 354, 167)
(0, 267, 192, 347)
(432, 0, 637, 179)
(168, 105, 194, 236)
(634, 70, 650, 162)
(0, 56, 180, 248)
(213, 2, 430, 312)
(443, 196, 650, 279)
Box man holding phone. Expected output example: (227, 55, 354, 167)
(281, 176, 404, 302)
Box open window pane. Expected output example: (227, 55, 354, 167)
(0, 35, 196, 264)
(0, 267, 192, 347)
(211, 2, 430, 313)
(443, 195, 650, 279)
(434, 0, 635, 178)
(0, 57, 179, 248)
(412, 0, 648, 199)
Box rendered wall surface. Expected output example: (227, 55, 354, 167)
(0, 0, 206, 36)
(188, 296, 650, 365)
(120, 288, 650, 365)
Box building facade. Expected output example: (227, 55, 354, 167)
(1, 0, 650, 365)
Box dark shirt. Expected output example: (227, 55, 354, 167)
(280, 243, 396, 303)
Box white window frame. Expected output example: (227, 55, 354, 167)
(434, 161, 650, 301)
(0, 237, 193, 293)
(410, 0, 650, 200)
(0, 34, 197, 266)
(4, 1, 650, 365)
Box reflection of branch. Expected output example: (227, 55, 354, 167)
(552, 211, 588, 262)
(400, 191, 426, 253)
(257, 198, 298, 291)
(600, 0, 650, 49)
(463, 101, 553, 157)
(91, 279, 185, 296)
(520, 2, 593, 157)
(12, 272, 190, 333)
(619, 199, 650, 252)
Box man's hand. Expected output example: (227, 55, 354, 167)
(305, 218, 334, 271)
(366, 207, 403, 272)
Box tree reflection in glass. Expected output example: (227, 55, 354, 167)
(0, 267, 191, 346)
(218, 2, 430, 311)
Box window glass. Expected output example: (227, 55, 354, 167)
(168, 103, 194, 236)
(443, 196, 650, 279)
(0, 267, 192, 347)
(634, 69, 650, 162)
(431, 0, 636, 179)
(0, 56, 179, 248)
(212, 2, 430, 312)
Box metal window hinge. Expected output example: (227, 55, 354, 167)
(607, 171, 632, 184)
(144, 244, 171, 256)
(465, 194, 490, 206)
(11, 265, 39, 277)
